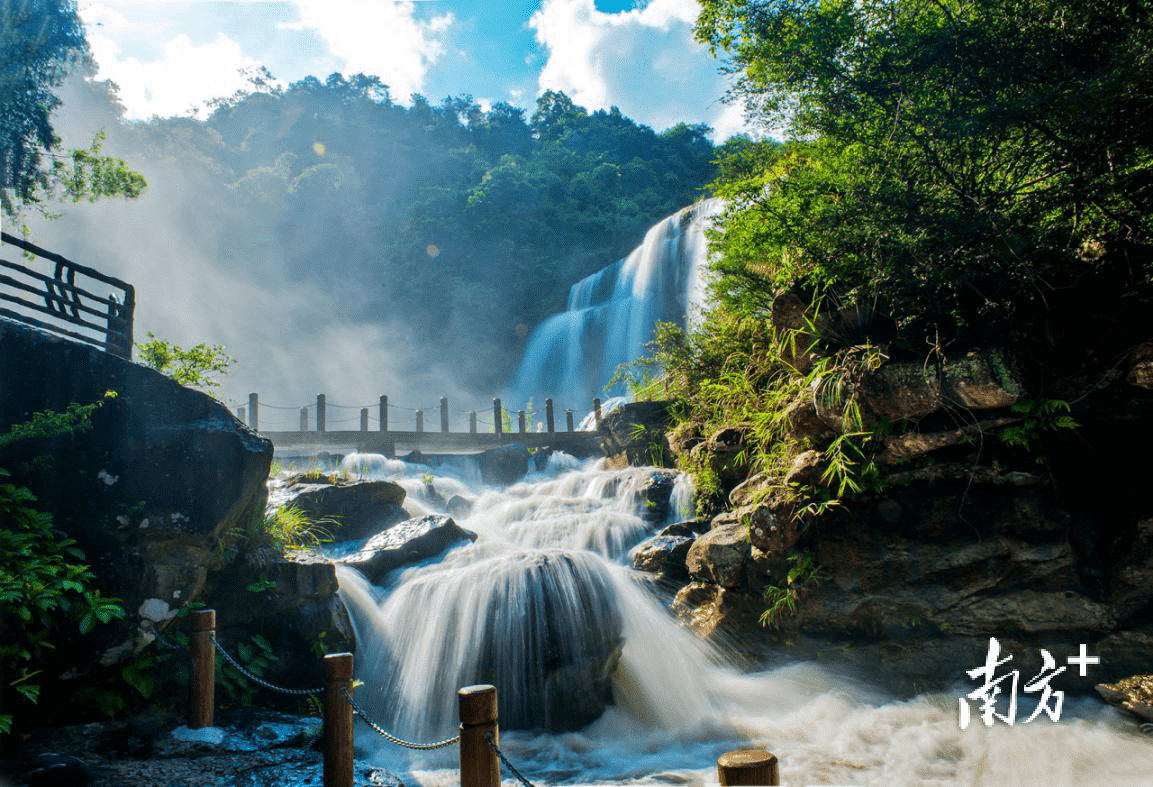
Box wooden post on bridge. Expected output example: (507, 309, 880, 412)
(317, 394, 327, 433)
(594, 398, 602, 431)
(323, 653, 354, 787)
(360, 408, 368, 432)
(300, 408, 308, 431)
(416, 410, 424, 432)
(716, 750, 779, 786)
(379, 395, 388, 432)
(469, 411, 477, 433)
(493, 399, 503, 437)
(248, 393, 259, 431)
(459, 684, 500, 787)
(188, 609, 215, 729)
(440, 397, 449, 433)
(518, 410, 526, 433)
(566, 409, 574, 432)
(237, 406, 246, 423)
(545, 398, 555, 432)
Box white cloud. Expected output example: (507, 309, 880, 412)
(282, 0, 455, 103)
(86, 28, 266, 120)
(529, 0, 750, 138)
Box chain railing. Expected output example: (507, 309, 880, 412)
(169, 608, 778, 787)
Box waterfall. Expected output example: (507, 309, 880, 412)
(332, 455, 1153, 786)
(506, 199, 724, 411)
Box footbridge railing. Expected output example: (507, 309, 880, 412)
(175, 609, 781, 787)
(241, 393, 607, 456)
(0, 231, 134, 358)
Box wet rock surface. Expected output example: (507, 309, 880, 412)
(336, 514, 478, 583)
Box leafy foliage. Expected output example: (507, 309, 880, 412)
(0, 397, 126, 734)
(135, 331, 235, 392)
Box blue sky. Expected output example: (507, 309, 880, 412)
(78, 0, 749, 139)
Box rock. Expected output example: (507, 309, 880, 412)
(631, 533, 694, 582)
(685, 523, 751, 588)
(338, 515, 477, 582)
(712, 491, 801, 556)
(862, 361, 941, 421)
(0, 321, 271, 697)
(477, 443, 529, 485)
(771, 289, 817, 373)
(1129, 341, 1153, 389)
(784, 449, 824, 488)
(285, 479, 408, 542)
(1110, 517, 1153, 624)
(781, 396, 834, 442)
(941, 350, 1023, 409)
(446, 494, 474, 519)
(1096, 675, 1153, 723)
(729, 472, 769, 507)
(636, 469, 678, 522)
(689, 424, 752, 492)
(598, 400, 676, 467)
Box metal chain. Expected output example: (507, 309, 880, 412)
(340, 687, 460, 750)
(485, 732, 536, 787)
(213, 635, 324, 696)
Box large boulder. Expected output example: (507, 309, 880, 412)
(476, 443, 529, 485)
(685, 523, 750, 588)
(337, 514, 477, 582)
(0, 322, 271, 679)
(281, 477, 409, 542)
(598, 400, 676, 467)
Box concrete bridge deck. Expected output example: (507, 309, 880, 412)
(264, 428, 604, 457)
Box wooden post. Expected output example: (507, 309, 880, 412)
(317, 394, 327, 433)
(360, 408, 368, 432)
(237, 406, 246, 423)
(248, 393, 259, 431)
(566, 409, 574, 432)
(300, 407, 309, 432)
(518, 410, 526, 433)
(440, 397, 450, 433)
(717, 750, 779, 786)
(493, 399, 502, 437)
(470, 411, 477, 434)
(594, 398, 602, 431)
(379, 395, 388, 432)
(323, 653, 354, 787)
(459, 684, 500, 787)
(545, 398, 555, 432)
(416, 410, 424, 432)
(188, 609, 215, 729)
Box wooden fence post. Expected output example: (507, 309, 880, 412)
(237, 406, 246, 423)
(300, 407, 308, 432)
(716, 750, 779, 786)
(248, 393, 259, 431)
(470, 411, 477, 433)
(416, 410, 424, 432)
(566, 409, 574, 432)
(379, 395, 388, 432)
(493, 399, 503, 438)
(594, 398, 602, 431)
(441, 397, 450, 433)
(518, 410, 526, 433)
(188, 609, 215, 729)
(317, 394, 327, 433)
(545, 398, 555, 432)
(323, 653, 354, 787)
(459, 684, 500, 787)
(360, 408, 368, 432)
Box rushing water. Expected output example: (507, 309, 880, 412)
(331, 452, 1153, 786)
(506, 199, 724, 410)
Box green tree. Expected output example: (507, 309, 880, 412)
(135, 332, 235, 392)
(0, 0, 145, 218)
(696, 0, 1153, 345)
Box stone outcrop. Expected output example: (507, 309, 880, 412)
(281, 477, 409, 541)
(1096, 675, 1153, 723)
(476, 443, 530, 485)
(598, 400, 676, 467)
(0, 322, 272, 683)
(337, 514, 477, 583)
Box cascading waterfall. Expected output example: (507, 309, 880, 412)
(506, 198, 724, 410)
(334, 453, 1153, 786)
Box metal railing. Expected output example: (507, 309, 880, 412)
(0, 231, 135, 358)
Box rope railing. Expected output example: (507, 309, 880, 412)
(175, 608, 776, 787)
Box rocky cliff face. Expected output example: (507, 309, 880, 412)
(634, 320, 1153, 696)
(0, 322, 285, 717)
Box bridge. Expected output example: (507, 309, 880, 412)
(241, 393, 607, 457)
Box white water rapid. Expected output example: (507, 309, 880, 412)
(332, 452, 1153, 786)
(506, 199, 724, 411)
